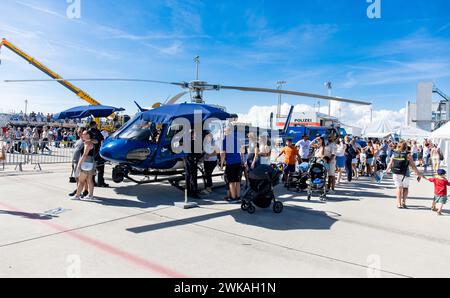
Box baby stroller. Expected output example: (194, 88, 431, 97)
(373, 158, 386, 184)
(286, 162, 310, 192)
(241, 164, 284, 214)
(307, 158, 328, 201)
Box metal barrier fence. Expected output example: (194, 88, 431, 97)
(0, 139, 75, 171)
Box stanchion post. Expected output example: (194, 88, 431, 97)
(174, 161, 199, 209)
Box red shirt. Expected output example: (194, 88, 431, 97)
(429, 178, 450, 196)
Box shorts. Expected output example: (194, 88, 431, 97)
(393, 174, 410, 188)
(284, 164, 296, 175)
(367, 158, 374, 166)
(432, 157, 440, 165)
(336, 156, 345, 169)
(412, 153, 418, 161)
(352, 158, 358, 165)
(328, 160, 337, 177)
(225, 164, 242, 183)
(434, 196, 448, 204)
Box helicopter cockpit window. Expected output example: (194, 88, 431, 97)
(118, 117, 161, 142)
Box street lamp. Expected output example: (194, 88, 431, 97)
(194, 56, 200, 80)
(324, 81, 332, 116)
(276, 81, 287, 118)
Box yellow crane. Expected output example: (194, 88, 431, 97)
(0, 38, 102, 106)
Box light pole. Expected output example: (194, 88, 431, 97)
(276, 81, 286, 118)
(324, 81, 332, 116)
(194, 56, 200, 81)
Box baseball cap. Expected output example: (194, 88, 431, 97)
(437, 169, 446, 176)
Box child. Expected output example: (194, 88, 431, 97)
(423, 169, 450, 216)
(20, 136, 28, 155)
(276, 139, 300, 186)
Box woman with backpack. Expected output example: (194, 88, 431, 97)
(344, 136, 359, 183)
(386, 141, 422, 209)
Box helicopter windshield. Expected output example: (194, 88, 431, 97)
(118, 116, 162, 143)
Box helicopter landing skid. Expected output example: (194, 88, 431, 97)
(124, 171, 226, 193)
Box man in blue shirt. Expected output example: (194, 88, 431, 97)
(220, 127, 244, 203)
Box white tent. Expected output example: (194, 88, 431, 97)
(431, 122, 450, 167)
(363, 120, 395, 139)
(396, 126, 430, 141)
(431, 122, 450, 139)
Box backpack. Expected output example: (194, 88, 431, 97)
(392, 151, 409, 175)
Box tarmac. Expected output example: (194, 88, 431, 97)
(1, 164, 449, 278)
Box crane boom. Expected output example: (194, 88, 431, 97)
(0, 38, 102, 106)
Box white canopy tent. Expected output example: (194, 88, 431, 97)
(396, 126, 430, 142)
(431, 122, 450, 167)
(431, 122, 450, 139)
(363, 120, 395, 139)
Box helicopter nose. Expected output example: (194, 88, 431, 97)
(100, 139, 127, 162)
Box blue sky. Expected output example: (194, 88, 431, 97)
(1, 0, 450, 121)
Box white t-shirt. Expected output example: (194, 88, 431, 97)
(336, 143, 346, 157)
(204, 142, 219, 162)
(325, 143, 337, 158)
(296, 140, 311, 159)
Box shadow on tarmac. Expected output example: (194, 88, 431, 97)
(126, 204, 339, 234)
(0, 210, 54, 220)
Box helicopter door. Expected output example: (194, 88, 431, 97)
(156, 123, 185, 163)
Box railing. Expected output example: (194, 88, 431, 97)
(0, 138, 76, 171)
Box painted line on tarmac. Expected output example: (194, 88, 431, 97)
(0, 202, 186, 278)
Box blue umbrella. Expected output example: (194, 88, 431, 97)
(54, 105, 125, 120)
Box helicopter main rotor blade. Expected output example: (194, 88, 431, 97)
(4, 78, 186, 87)
(219, 85, 372, 106)
(165, 92, 189, 105)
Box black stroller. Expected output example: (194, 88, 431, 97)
(307, 158, 328, 201)
(286, 162, 310, 192)
(241, 164, 284, 214)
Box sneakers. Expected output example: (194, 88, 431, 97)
(200, 188, 213, 195)
(68, 190, 77, 197)
(226, 198, 241, 204)
(82, 190, 89, 198)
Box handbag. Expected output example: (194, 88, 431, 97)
(81, 161, 94, 172)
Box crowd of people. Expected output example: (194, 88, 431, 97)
(185, 129, 448, 216)
(7, 111, 86, 125)
(10, 111, 56, 123)
(0, 125, 78, 155)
